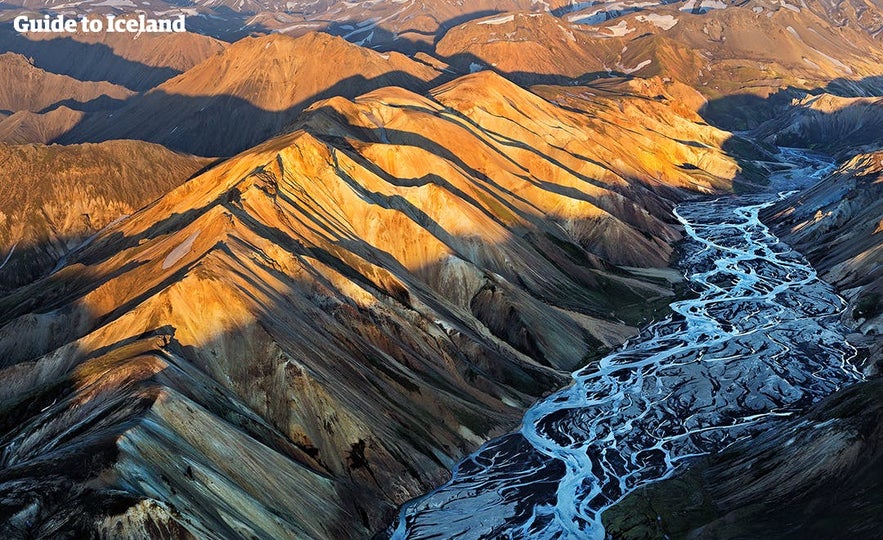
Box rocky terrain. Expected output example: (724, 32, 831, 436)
(0, 0, 882, 538)
(0, 141, 212, 291)
(0, 69, 750, 537)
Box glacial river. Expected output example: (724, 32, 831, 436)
(390, 150, 865, 539)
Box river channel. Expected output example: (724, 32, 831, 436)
(391, 149, 864, 539)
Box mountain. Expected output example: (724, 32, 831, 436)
(60, 32, 444, 156)
(0, 0, 576, 44)
(0, 141, 213, 291)
(0, 52, 132, 113)
(0, 107, 84, 145)
(3, 0, 880, 47)
(0, 22, 227, 91)
(764, 150, 883, 369)
(433, 3, 883, 128)
(0, 71, 744, 538)
(753, 94, 883, 156)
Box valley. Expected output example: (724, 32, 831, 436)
(391, 150, 867, 539)
(0, 0, 881, 538)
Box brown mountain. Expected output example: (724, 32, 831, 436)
(285, 0, 577, 49)
(0, 107, 83, 144)
(434, 4, 883, 128)
(0, 52, 132, 113)
(0, 141, 213, 291)
(0, 71, 744, 538)
(0, 23, 227, 91)
(61, 32, 444, 156)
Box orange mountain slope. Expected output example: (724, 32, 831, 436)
(0, 71, 748, 537)
(61, 32, 444, 156)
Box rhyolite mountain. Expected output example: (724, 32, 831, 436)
(0, 70, 752, 538)
(434, 3, 883, 128)
(0, 0, 882, 538)
(59, 32, 444, 156)
(0, 141, 213, 291)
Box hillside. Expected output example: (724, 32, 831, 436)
(0, 141, 213, 291)
(764, 150, 883, 368)
(0, 71, 743, 538)
(0, 23, 227, 91)
(434, 3, 883, 128)
(61, 32, 444, 156)
(0, 52, 132, 113)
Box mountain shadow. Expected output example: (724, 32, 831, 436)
(0, 27, 182, 92)
(56, 71, 450, 157)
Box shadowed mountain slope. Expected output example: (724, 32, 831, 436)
(0, 71, 743, 538)
(60, 32, 444, 156)
(765, 150, 883, 368)
(0, 24, 228, 91)
(603, 378, 883, 539)
(753, 95, 883, 156)
(0, 52, 132, 113)
(0, 141, 213, 291)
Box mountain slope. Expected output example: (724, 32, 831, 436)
(603, 378, 883, 539)
(0, 141, 213, 291)
(0, 52, 132, 113)
(0, 24, 228, 92)
(753, 95, 883, 156)
(0, 107, 83, 144)
(434, 3, 883, 128)
(0, 72, 741, 538)
(764, 150, 883, 367)
(61, 32, 444, 156)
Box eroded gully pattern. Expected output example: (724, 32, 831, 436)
(391, 162, 864, 540)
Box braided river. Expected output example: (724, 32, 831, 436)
(391, 150, 864, 539)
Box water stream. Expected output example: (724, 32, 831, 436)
(391, 149, 864, 539)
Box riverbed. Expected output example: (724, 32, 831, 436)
(390, 149, 864, 540)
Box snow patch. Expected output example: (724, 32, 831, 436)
(780, 0, 801, 12)
(635, 13, 678, 30)
(90, 0, 136, 6)
(163, 230, 201, 270)
(477, 14, 515, 25)
(622, 59, 651, 74)
(0, 244, 16, 272)
(605, 20, 634, 37)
